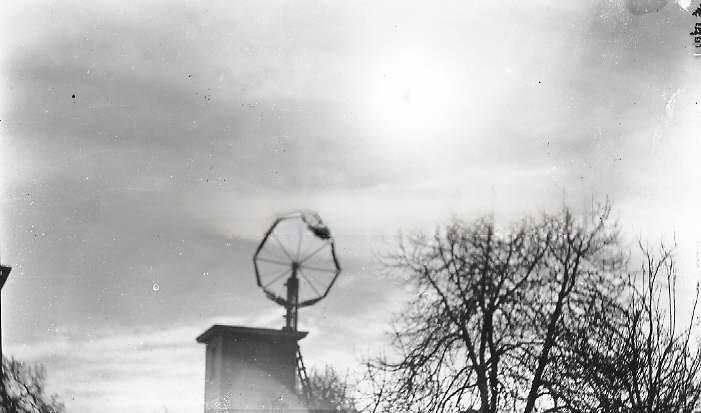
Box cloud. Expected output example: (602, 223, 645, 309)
(7, 323, 206, 412)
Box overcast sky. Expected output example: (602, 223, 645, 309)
(1, 0, 700, 411)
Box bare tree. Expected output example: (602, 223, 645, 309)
(549, 242, 701, 413)
(308, 365, 359, 413)
(1, 356, 65, 413)
(365, 207, 621, 413)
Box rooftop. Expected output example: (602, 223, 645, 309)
(195, 324, 308, 344)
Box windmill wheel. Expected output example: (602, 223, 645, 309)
(253, 211, 341, 309)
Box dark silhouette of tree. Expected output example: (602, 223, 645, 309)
(308, 365, 359, 413)
(548, 242, 701, 413)
(364, 207, 623, 413)
(1, 356, 65, 413)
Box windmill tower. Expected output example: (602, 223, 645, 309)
(197, 211, 342, 412)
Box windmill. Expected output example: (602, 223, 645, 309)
(252, 210, 342, 403)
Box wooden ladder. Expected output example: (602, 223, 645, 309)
(296, 344, 313, 404)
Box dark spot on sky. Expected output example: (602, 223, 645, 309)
(72, 94, 76, 99)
